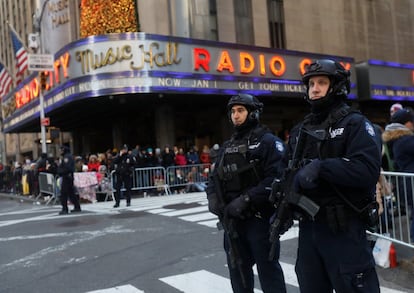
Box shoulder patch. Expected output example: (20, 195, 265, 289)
(365, 121, 375, 137)
(275, 141, 284, 152)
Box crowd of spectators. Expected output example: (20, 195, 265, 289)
(0, 143, 214, 198)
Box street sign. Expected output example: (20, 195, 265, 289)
(41, 117, 50, 126)
(28, 54, 54, 71)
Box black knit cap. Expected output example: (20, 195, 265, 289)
(391, 109, 414, 124)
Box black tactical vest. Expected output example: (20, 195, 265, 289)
(217, 127, 266, 195)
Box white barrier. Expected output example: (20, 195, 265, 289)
(369, 171, 414, 249)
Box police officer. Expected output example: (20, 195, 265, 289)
(286, 59, 381, 292)
(206, 94, 287, 293)
(113, 144, 136, 208)
(57, 145, 81, 215)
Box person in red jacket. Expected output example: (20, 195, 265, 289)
(87, 154, 100, 172)
(174, 147, 187, 166)
(199, 144, 211, 169)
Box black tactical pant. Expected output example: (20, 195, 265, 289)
(296, 217, 380, 293)
(115, 173, 132, 205)
(224, 215, 286, 293)
(60, 174, 80, 211)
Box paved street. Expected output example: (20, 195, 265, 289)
(0, 193, 412, 292)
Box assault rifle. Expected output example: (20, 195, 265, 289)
(268, 127, 320, 260)
(211, 167, 247, 288)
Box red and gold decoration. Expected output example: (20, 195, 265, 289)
(80, 0, 139, 37)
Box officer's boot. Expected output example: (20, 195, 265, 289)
(113, 190, 120, 208)
(71, 205, 81, 213)
(59, 207, 68, 215)
(113, 196, 120, 208)
(126, 193, 131, 207)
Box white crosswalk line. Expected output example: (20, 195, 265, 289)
(179, 212, 217, 222)
(280, 224, 299, 241)
(380, 288, 408, 293)
(86, 284, 144, 293)
(84, 267, 408, 293)
(146, 208, 173, 214)
(160, 205, 208, 216)
(280, 262, 299, 287)
(253, 262, 298, 287)
(160, 269, 262, 293)
(198, 219, 219, 228)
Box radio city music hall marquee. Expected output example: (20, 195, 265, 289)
(2, 33, 355, 131)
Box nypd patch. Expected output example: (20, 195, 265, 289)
(275, 141, 284, 152)
(365, 122, 375, 137)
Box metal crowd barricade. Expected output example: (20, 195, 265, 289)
(368, 171, 414, 249)
(37, 172, 59, 205)
(166, 164, 210, 193)
(110, 164, 210, 196)
(111, 166, 170, 196)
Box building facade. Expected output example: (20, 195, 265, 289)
(1, 0, 414, 162)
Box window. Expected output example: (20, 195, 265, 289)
(209, 0, 218, 41)
(189, 0, 218, 41)
(234, 0, 254, 45)
(268, 0, 285, 49)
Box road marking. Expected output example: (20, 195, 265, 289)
(0, 212, 67, 227)
(280, 224, 299, 241)
(198, 219, 219, 228)
(86, 284, 144, 293)
(87, 266, 408, 293)
(1, 192, 409, 293)
(179, 212, 217, 222)
(146, 208, 172, 214)
(160, 269, 262, 293)
(280, 262, 299, 287)
(380, 288, 408, 293)
(0, 226, 134, 274)
(159, 205, 208, 216)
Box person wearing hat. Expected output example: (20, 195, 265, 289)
(389, 103, 403, 118)
(283, 59, 381, 292)
(57, 145, 81, 215)
(112, 144, 136, 207)
(206, 93, 287, 293)
(382, 108, 414, 241)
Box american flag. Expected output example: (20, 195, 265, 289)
(0, 62, 12, 99)
(9, 25, 28, 83)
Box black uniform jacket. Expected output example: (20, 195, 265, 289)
(287, 108, 381, 209)
(207, 124, 286, 218)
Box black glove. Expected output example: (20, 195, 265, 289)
(269, 209, 294, 236)
(226, 194, 250, 219)
(294, 159, 321, 190)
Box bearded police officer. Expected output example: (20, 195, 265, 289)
(206, 94, 286, 293)
(286, 59, 381, 292)
(57, 145, 81, 215)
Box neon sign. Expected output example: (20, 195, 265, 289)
(3, 33, 354, 121)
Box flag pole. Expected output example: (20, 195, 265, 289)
(8, 22, 26, 44)
(33, 5, 49, 154)
(9, 21, 46, 154)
